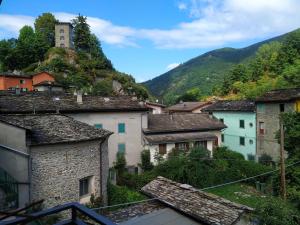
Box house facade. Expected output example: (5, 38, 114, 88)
(143, 113, 226, 163)
(255, 88, 300, 160)
(0, 92, 149, 169)
(204, 101, 256, 160)
(0, 71, 55, 91)
(0, 114, 111, 209)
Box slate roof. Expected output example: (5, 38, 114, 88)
(0, 92, 148, 113)
(255, 88, 300, 102)
(203, 100, 255, 112)
(145, 101, 166, 108)
(141, 177, 253, 225)
(143, 113, 226, 134)
(167, 102, 211, 112)
(144, 132, 217, 144)
(0, 114, 112, 145)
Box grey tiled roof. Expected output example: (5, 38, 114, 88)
(0, 114, 112, 145)
(143, 113, 226, 134)
(144, 132, 217, 144)
(141, 177, 253, 225)
(0, 92, 148, 113)
(255, 88, 300, 102)
(167, 102, 211, 112)
(203, 100, 255, 112)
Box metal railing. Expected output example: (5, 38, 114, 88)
(0, 202, 116, 225)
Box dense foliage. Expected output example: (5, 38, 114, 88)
(216, 30, 300, 99)
(0, 13, 149, 99)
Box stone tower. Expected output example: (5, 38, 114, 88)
(55, 22, 74, 49)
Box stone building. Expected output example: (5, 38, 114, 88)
(0, 114, 111, 209)
(143, 113, 226, 163)
(203, 100, 256, 160)
(255, 88, 300, 160)
(0, 92, 149, 169)
(55, 22, 74, 49)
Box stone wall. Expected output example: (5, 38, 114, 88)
(30, 139, 108, 208)
(256, 102, 295, 160)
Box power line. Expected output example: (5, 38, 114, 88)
(93, 161, 300, 210)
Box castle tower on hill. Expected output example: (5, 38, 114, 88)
(55, 22, 74, 49)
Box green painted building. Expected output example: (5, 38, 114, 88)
(204, 101, 256, 160)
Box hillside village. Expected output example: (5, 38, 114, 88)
(0, 12, 300, 225)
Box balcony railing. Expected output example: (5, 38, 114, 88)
(0, 202, 116, 225)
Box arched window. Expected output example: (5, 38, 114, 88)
(60, 43, 65, 48)
(60, 29, 64, 33)
(60, 36, 65, 40)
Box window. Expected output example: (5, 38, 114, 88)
(257, 104, 265, 112)
(240, 137, 245, 146)
(249, 139, 254, 145)
(20, 79, 25, 84)
(94, 124, 103, 129)
(60, 43, 65, 48)
(118, 123, 125, 133)
(118, 143, 126, 153)
(60, 29, 64, 33)
(194, 141, 207, 149)
(259, 122, 265, 135)
(249, 122, 253, 127)
(221, 134, 224, 143)
(22, 88, 28, 92)
(60, 36, 65, 40)
(79, 177, 90, 196)
(159, 144, 167, 155)
(220, 118, 224, 123)
(239, 120, 245, 128)
(176, 142, 189, 151)
(280, 104, 285, 112)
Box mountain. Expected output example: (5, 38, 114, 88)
(143, 31, 292, 104)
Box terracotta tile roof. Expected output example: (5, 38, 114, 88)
(255, 88, 300, 102)
(167, 102, 211, 112)
(203, 100, 255, 112)
(0, 92, 148, 113)
(141, 177, 253, 225)
(0, 114, 112, 145)
(143, 113, 226, 134)
(144, 132, 217, 144)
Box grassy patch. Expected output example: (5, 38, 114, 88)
(208, 183, 274, 208)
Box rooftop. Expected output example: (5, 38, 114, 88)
(0, 92, 148, 114)
(0, 71, 53, 79)
(167, 102, 211, 112)
(145, 101, 166, 108)
(143, 113, 226, 134)
(141, 177, 253, 225)
(203, 100, 255, 112)
(144, 132, 217, 144)
(33, 81, 63, 87)
(255, 88, 300, 102)
(0, 114, 112, 145)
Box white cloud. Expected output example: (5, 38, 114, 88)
(178, 2, 187, 10)
(1, 0, 300, 49)
(166, 63, 180, 71)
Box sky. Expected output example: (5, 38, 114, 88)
(0, 0, 300, 82)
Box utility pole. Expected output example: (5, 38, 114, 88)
(280, 117, 287, 201)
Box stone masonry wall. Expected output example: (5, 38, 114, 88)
(30, 139, 108, 208)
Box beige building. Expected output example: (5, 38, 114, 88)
(55, 22, 74, 49)
(143, 113, 226, 164)
(0, 114, 111, 209)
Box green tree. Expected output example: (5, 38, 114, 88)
(139, 150, 154, 171)
(0, 38, 16, 71)
(176, 87, 202, 102)
(34, 13, 57, 47)
(72, 15, 91, 52)
(91, 79, 113, 96)
(282, 59, 300, 86)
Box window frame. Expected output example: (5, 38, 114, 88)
(118, 143, 126, 153)
(20, 79, 25, 84)
(259, 121, 265, 135)
(280, 103, 285, 112)
(79, 177, 90, 197)
(60, 29, 64, 33)
(221, 134, 224, 143)
(239, 120, 245, 128)
(94, 123, 103, 129)
(239, 136, 245, 146)
(60, 36, 65, 40)
(158, 144, 167, 155)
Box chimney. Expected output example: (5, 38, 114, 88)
(77, 91, 83, 104)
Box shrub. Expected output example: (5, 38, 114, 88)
(139, 149, 154, 172)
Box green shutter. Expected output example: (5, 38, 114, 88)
(94, 124, 103, 129)
(118, 143, 126, 153)
(118, 123, 125, 133)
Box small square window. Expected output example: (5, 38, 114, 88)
(118, 143, 126, 153)
(60, 36, 65, 40)
(257, 104, 265, 112)
(240, 137, 245, 146)
(240, 120, 245, 128)
(79, 177, 91, 197)
(118, 123, 125, 133)
(221, 134, 224, 142)
(60, 29, 64, 33)
(220, 118, 224, 123)
(259, 122, 265, 135)
(94, 124, 103, 129)
(20, 79, 25, 84)
(280, 104, 285, 112)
